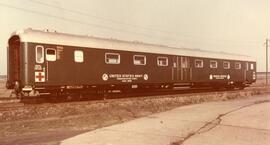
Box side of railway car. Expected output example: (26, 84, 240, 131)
(6, 29, 256, 97)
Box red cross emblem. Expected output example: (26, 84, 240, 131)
(35, 71, 45, 82)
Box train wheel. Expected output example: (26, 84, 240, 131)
(212, 85, 222, 91)
(13, 81, 23, 99)
(16, 92, 24, 100)
(225, 85, 235, 90)
(238, 85, 245, 90)
(239, 86, 245, 90)
(236, 83, 245, 90)
(6, 81, 13, 89)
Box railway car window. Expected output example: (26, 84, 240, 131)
(74, 50, 84, 63)
(235, 62, 241, 69)
(36, 45, 44, 63)
(133, 55, 146, 65)
(223, 61, 230, 69)
(157, 57, 168, 66)
(105, 53, 120, 64)
(46, 48, 56, 61)
(195, 59, 203, 68)
(210, 60, 217, 68)
(250, 63, 254, 70)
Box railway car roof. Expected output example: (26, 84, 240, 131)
(11, 28, 255, 61)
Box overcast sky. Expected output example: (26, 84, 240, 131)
(1, 0, 270, 74)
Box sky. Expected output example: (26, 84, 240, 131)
(0, 0, 270, 74)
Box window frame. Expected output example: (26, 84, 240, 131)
(157, 57, 168, 66)
(250, 63, 254, 70)
(74, 50, 84, 63)
(105, 53, 121, 64)
(223, 61, 230, 69)
(210, 60, 218, 68)
(195, 59, 203, 68)
(235, 62, 241, 69)
(45, 48, 56, 62)
(35, 45, 44, 64)
(133, 55, 146, 65)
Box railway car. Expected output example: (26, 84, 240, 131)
(6, 28, 256, 98)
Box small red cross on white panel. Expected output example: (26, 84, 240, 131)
(35, 71, 45, 82)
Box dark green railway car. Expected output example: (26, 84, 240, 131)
(6, 28, 256, 98)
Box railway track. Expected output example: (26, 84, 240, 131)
(0, 97, 19, 102)
(0, 87, 217, 104)
(0, 85, 269, 112)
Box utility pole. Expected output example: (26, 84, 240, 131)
(266, 39, 269, 85)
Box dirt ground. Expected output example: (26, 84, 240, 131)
(0, 80, 11, 98)
(0, 78, 270, 145)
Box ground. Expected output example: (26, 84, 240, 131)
(60, 95, 270, 145)
(0, 75, 269, 145)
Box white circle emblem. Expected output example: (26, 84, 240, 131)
(102, 74, 109, 81)
(143, 74, 148, 80)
